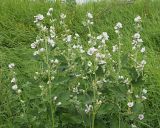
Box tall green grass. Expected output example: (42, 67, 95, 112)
(0, 0, 160, 127)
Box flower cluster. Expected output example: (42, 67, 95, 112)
(85, 104, 93, 113)
(34, 14, 44, 23)
(114, 22, 123, 34)
(28, 10, 148, 128)
(8, 63, 22, 94)
(83, 12, 94, 26)
(97, 32, 109, 44)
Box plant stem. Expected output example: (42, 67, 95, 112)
(92, 112, 96, 128)
(45, 38, 55, 128)
(117, 33, 121, 128)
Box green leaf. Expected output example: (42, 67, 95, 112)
(95, 119, 106, 128)
(61, 112, 82, 125)
(97, 103, 114, 115)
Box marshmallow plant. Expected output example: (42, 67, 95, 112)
(9, 9, 147, 128)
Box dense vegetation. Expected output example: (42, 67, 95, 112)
(0, 0, 160, 127)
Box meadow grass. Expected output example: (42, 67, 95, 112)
(0, 0, 160, 127)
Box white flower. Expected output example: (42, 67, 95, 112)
(88, 34, 91, 37)
(48, 8, 53, 12)
(75, 33, 80, 38)
(124, 78, 129, 85)
(102, 32, 109, 42)
(127, 102, 134, 108)
(53, 96, 57, 101)
(51, 76, 55, 80)
(118, 75, 124, 79)
(87, 47, 97, 56)
(134, 16, 142, 23)
(87, 12, 93, 19)
(41, 26, 48, 32)
(142, 89, 147, 94)
(47, 12, 51, 16)
(54, 59, 59, 64)
(96, 100, 102, 105)
(96, 53, 105, 59)
(8, 63, 15, 69)
(114, 22, 122, 33)
(135, 95, 139, 98)
(133, 33, 141, 39)
(12, 85, 18, 91)
(35, 72, 39, 75)
(128, 89, 133, 94)
(33, 51, 39, 56)
(102, 32, 109, 39)
(48, 38, 55, 47)
(97, 35, 102, 40)
(66, 35, 72, 42)
(87, 61, 92, 67)
(60, 13, 66, 19)
(11, 78, 16, 83)
(73, 87, 79, 94)
(31, 43, 37, 49)
(137, 38, 143, 43)
(142, 96, 147, 100)
(80, 48, 85, 53)
(47, 8, 53, 16)
(39, 48, 45, 53)
(20, 100, 25, 103)
(141, 47, 145, 53)
(97, 32, 109, 44)
(56, 102, 62, 106)
(141, 60, 146, 65)
(73, 45, 77, 49)
(138, 114, 144, 120)
(17, 89, 22, 94)
(34, 14, 44, 23)
(99, 60, 106, 65)
(85, 104, 93, 113)
(131, 124, 137, 128)
(114, 22, 123, 30)
(112, 45, 118, 52)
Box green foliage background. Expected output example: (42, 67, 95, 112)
(0, 0, 160, 127)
